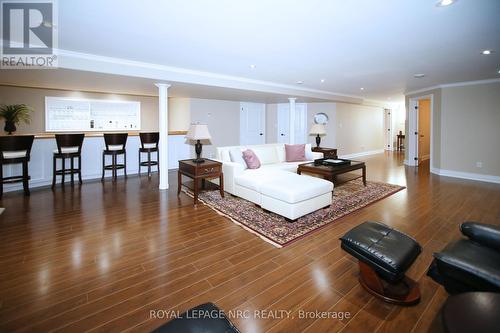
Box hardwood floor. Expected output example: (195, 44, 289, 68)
(0, 152, 499, 333)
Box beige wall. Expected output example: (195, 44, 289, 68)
(405, 82, 500, 177)
(418, 99, 431, 159)
(335, 103, 384, 156)
(265, 103, 278, 144)
(0, 85, 159, 133)
(189, 98, 240, 158)
(168, 97, 190, 131)
(440, 82, 500, 175)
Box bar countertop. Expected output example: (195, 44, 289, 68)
(0, 131, 188, 139)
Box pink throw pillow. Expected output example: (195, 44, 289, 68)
(285, 144, 306, 162)
(242, 149, 261, 169)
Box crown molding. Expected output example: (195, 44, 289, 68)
(57, 48, 368, 104)
(405, 78, 500, 96)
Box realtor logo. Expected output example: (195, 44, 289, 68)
(1, 0, 58, 68)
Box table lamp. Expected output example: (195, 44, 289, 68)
(186, 124, 212, 163)
(309, 124, 326, 148)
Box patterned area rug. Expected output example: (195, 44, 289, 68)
(184, 179, 405, 248)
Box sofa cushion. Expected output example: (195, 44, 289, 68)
(242, 149, 261, 169)
(234, 169, 280, 191)
(229, 148, 246, 168)
(285, 144, 306, 162)
(260, 173, 333, 204)
(305, 144, 314, 160)
(252, 146, 279, 165)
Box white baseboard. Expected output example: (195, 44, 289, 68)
(431, 167, 500, 184)
(339, 149, 385, 160)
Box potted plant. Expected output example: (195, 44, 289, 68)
(0, 104, 33, 134)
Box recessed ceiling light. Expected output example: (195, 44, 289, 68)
(414, 73, 425, 78)
(249, 64, 256, 69)
(360, 87, 364, 90)
(320, 79, 325, 83)
(296, 80, 303, 85)
(481, 50, 492, 55)
(498, 69, 500, 74)
(436, 0, 456, 7)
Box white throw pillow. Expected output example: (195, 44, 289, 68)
(275, 145, 286, 162)
(252, 146, 279, 165)
(229, 148, 246, 168)
(305, 144, 314, 160)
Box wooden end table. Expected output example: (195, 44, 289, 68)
(312, 147, 338, 159)
(297, 160, 366, 186)
(177, 159, 224, 205)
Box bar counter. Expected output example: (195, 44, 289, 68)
(2, 131, 190, 192)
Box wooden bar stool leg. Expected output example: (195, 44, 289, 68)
(70, 157, 75, 185)
(52, 156, 57, 189)
(0, 162, 4, 198)
(147, 151, 151, 178)
(22, 159, 30, 196)
(61, 157, 66, 186)
(112, 154, 117, 181)
(101, 152, 105, 181)
(78, 155, 82, 185)
(138, 151, 141, 176)
(124, 151, 127, 178)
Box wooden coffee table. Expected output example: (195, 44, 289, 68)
(297, 160, 366, 186)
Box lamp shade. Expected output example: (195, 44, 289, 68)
(309, 124, 326, 135)
(186, 124, 212, 141)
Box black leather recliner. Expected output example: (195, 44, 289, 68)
(427, 221, 500, 294)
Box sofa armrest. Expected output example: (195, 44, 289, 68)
(311, 152, 323, 160)
(219, 160, 245, 195)
(460, 222, 500, 251)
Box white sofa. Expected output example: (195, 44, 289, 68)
(215, 143, 334, 220)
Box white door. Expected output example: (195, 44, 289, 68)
(277, 103, 307, 144)
(384, 109, 392, 150)
(240, 102, 265, 145)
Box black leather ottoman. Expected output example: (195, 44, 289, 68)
(151, 303, 241, 333)
(340, 221, 422, 305)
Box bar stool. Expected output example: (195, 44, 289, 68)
(102, 133, 128, 181)
(52, 133, 85, 188)
(0, 135, 35, 198)
(138, 132, 159, 178)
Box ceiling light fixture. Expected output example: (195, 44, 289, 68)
(498, 69, 500, 74)
(414, 73, 425, 78)
(296, 80, 304, 85)
(249, 64, 256, 69)
(481, 50, 492, 55)
(360, 87, 364, 90)
(436, 0, 456, 7)
(320, 79, 325, 83)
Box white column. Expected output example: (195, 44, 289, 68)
(156, 83, 171, 190)
(288, 97, 296, 144)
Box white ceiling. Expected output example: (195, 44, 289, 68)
(2, 0, 500, 102)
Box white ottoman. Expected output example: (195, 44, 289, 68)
(260, 173, 333, 220)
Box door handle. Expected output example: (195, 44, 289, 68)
(280, 133, 284, 136)
(259, 133, 263, 136)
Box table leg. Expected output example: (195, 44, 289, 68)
(363, 166, 367, 186)
(219, 173, 224, 198)
(202, 178, 206, 189)
(194, 178, 199, 205)
(177, 171, 181, 195)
